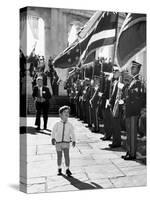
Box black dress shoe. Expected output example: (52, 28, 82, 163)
(123, 155, 136, 160)
(57, 168, 62, 176)
(101, 137, 111, 141)
(109, 144, 121, 148)
(66, 169, 72, 177)
(86, 124, 92, 128)
(121, 152, 129, 159)
(91, 128, 99, 133)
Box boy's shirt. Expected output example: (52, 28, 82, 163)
(52, 120, 75, 143)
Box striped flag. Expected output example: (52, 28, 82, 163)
(83, 12, 118, 64)
(53, 11, 103, 68)
(53, 29, 95, 68)
(116, 13, 146, 67)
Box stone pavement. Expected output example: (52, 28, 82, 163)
(20, 117, 147, 193)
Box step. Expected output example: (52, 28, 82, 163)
(27, 95, 70, 115)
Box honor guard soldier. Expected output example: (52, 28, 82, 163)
(74, 70, 81, 118)
(104, 65, 122, 148)
(65, 71, 76, 115)
(122, 61, 143, 160)
(83, 66, 93, 127)
(82, 78, 91, 123)
(100, 62, 113, 140)
(90, 60, 105, 132)
(77, 68, 85, 121)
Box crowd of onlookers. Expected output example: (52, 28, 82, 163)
(20, 49, 60, 97)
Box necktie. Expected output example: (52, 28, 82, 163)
(62, 122, 66, 142)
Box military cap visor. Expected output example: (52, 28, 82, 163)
(59, 105, 70, 114)
(113, 65, 120, 72)
(36, 76, 43, 81)
(131, 60, 141, 68)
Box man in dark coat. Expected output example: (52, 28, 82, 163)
(122, 61, 143, 160)
(32, 76, 51, 130)
(105, 65, 122, 148)
(100, 74, 112, 140)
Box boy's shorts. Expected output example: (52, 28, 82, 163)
(56, 142, 70, 151)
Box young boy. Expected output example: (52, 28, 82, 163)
(51, 106, 76, 176)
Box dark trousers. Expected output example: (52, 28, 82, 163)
(83, 101, 87, 123)
(70, 98, 76, 116)
(110, 111, 121, 146)
(79, 100, 83, 120)
(126, 116, 138, 157)
(35, 101, 49, 129)
(84, 101, 92, 126)
(103, 107, 121, 145)
(102, 107, 112, 139)
(91, 105, 99, 131)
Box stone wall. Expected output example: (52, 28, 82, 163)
(20, 6, 94, 95)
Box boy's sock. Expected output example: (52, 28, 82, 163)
(57, 166, 62, 175)
(66, 168, 72, 176)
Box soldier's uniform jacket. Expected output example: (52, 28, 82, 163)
(101, 78, 111, 109)
(91, 88, 100, 107)
(109, 79, 119, 110)
(125, 74, 143, 118)
(82, 84, 89, 102)
(89, 86, 95, 104)
(84, 85, 92, 103)
(74, 80, 82, 101)
(69, 85, 76, 99)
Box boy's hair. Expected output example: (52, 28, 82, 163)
(59, 105, 70, 114)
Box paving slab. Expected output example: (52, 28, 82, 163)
(110, 174, 147, 188)
(84, 164, 125, 180)
(119, 165, 146, 176)
(20, 117, 147, 193)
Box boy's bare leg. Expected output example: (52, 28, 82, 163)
(63, 148, 72, 176)
(57, 151, 62, 168)
(63, 148, 70, 168)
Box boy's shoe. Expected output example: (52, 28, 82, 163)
(66, 169, 72, 176)
(57, 168, 62, 176)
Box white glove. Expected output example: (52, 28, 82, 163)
(105, 99, 110, 108)
(98, 92, 103, 97)
(119, 99, 124, 105)
(118, 82, 124, 89)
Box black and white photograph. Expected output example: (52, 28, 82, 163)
(19, 5, 146, 194)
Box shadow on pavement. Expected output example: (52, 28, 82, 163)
(20, 126, 37, 135)
(20, 126, 51, 136)
(135, 157, 146, 165)
(101, 147, 126, 152)
(61, 174, 103, 190)
(9, 184, 19, 191)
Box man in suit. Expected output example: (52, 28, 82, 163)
(32, 76, 51, 130)
(100, 74, 112, 141)
(107, 65, 122, 148)
(122, 61, 143, 160)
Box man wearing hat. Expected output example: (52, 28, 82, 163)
(84, 66, 93, 127)
(105, 64, 122, 148)
(122, 61, 143, 160)
(32, 76, 52, 130)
